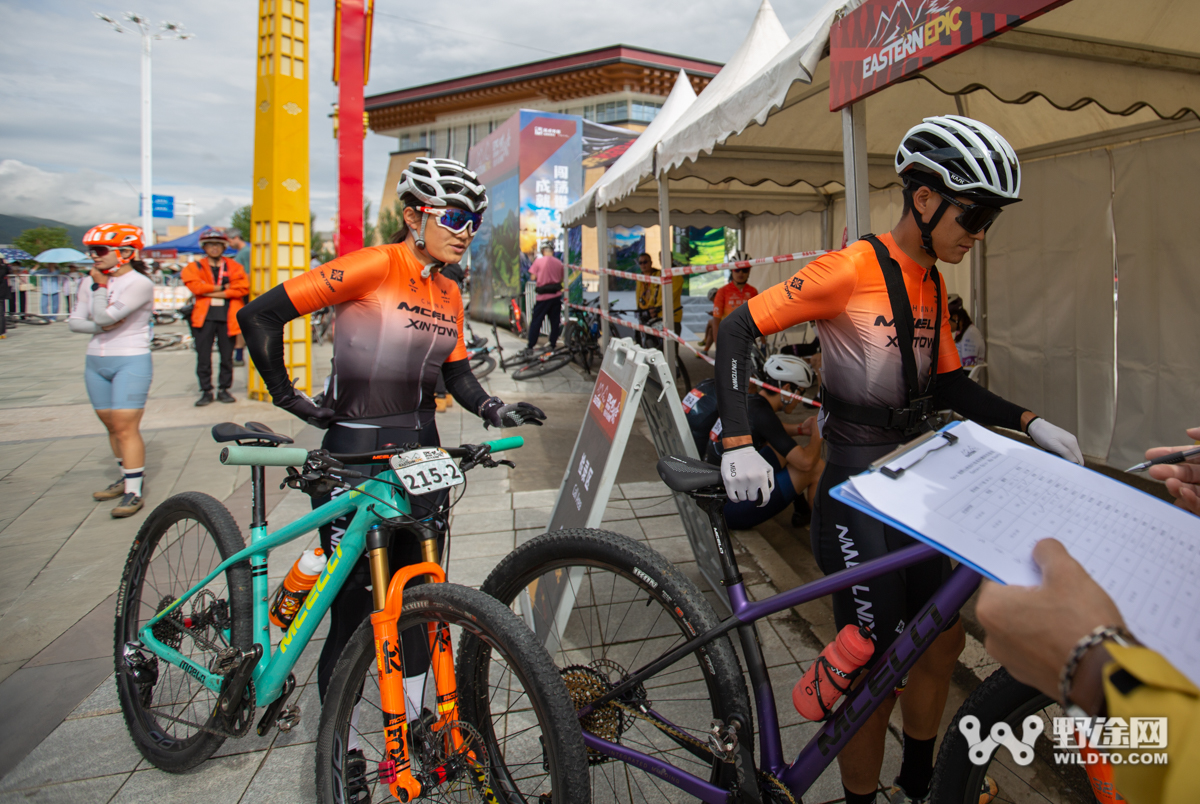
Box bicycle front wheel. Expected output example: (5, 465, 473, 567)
(931, 667, 1092, 804)
(469, 353, 497, 380)
(512, 350, 572, 380)
(317, 582, 589, 803)
(113, 492, 253, 772)
(481, 528, 752, 804)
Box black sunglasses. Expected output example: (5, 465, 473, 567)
(936, 192, 1003, 235)
(87, 245, 124, 257)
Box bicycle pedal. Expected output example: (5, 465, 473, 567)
(276, 703, 301, 732)
(210, 647, 240, 675)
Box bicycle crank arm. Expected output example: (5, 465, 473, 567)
(217, 643, 263, 716)
(255, 672, 297, 736)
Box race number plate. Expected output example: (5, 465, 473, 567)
(389, 448, 464, 495)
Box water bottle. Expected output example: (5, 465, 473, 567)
(793, 624, 874, 720)
(269, 548, 327, 630)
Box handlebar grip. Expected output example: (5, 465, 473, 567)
(483, 436, 524, 454)
(220, 445, 310, 466)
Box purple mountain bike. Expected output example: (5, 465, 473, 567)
(481, 455, 1079, 803)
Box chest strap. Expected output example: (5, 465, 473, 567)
(821, 235, 942, 437)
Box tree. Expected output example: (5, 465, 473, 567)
(363, 200, 377, 248)
(378, 199, 406, 245)
(15, 226, 69, 257)
(230, 205, 252, 240)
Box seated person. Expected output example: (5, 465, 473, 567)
(635, 252, 684, 335)
(697, 287, 720, 353)
(948, 294, 985, 367)
(682, 377, 719, 456)
(700, 355, 824, 530)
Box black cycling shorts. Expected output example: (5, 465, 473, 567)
(811, 461, 956, 667)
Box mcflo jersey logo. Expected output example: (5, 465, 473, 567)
(961, 714, 1042, 766)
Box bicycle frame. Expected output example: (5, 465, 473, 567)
(137, 468, 410, 708)
(577, 495, 983, 802)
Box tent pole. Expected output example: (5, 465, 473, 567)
(841, 102, 870, 242)
(657, 175, 677, 380)
(596, 205, 610, 348)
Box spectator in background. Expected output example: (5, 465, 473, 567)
(697, 286, 720, 353)
(182, 231, 249, 405)
(948, 294, 985, 367)
(0, 258, 10, 338)
(229, 230, 250, 366)
(32, 264, 63, 317)
(711, 263, 758, 342)
(525, 243, 564, 353)
(635, 252, 684, 336)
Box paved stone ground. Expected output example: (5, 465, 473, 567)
(0, 320, 1080, 803)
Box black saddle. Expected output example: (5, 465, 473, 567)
(211, 421, 294, 446)
(656, 455, 723, 493)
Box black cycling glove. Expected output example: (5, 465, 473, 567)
(479, 397, 547, 429)
(275, 388, 336, 429)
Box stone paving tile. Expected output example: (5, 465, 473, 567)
(110, 750, 264, 804)
(0, 713, 144, 792)
(510, 489, 557, 509)
(452, 493, 511, 513)
(636, 514, 688, 539)
(235, 742, 317, 804)
(513, 506, 551, 530)
(450, 531, 516, 560)
(0, 773, 128, 804)
(449, 510, 513, 535)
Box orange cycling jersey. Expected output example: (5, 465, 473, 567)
(747, 232, 960, 446)
(283, 244, 468, 426)
(712, 282, 757, 320)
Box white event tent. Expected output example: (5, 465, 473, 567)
(632, 0, 1199, 469)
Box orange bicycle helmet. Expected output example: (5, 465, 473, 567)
(84, 223, 144, 268)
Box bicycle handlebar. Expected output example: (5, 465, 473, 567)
(219, 436, 525, 468)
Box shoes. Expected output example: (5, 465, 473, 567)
(232, 359, 245, 367)
(344, 748, 370, 803)
(791, 496, 812, 528)
(434, 394, 452, 413)
(977, 776, 998, 804)
(217, 389, 236, 404)
(111, 493, 144, 518)
(195, 391, 214, 407)
(886, 781, 929, 804)
(93, 479, 126, 501)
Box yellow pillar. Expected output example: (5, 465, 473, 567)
(249, 0, 312, 399)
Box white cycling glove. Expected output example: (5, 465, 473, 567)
(721, 446, 775, 506)
(1027, 418, 1084, 465)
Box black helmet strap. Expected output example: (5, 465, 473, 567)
(907, 183, 951, 259)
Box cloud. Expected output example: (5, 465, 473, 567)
(1, 0, 825, 235)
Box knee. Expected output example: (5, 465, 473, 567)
(923, 621, 966, 670)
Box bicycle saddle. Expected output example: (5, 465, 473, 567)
(211, 421, 295, 445)
(656, 455, 723, 493)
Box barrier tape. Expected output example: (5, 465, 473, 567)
(566, 302, 819, 408)
(568, 249, 829, 285)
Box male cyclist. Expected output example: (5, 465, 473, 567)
(715, 116, 1084, 804)
(710, 261, 757, 341)
(239, 157, 545, 795)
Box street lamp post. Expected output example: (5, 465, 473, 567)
(95, 13, 192, 244)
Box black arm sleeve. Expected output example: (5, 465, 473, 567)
(932, 368, 1027, 431)
(714, 303, 762, 441)
(442, 358, 491, 415)
(236, 285, 301, 400)
(749, 396, 798, 458)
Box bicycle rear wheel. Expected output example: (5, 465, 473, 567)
(931, 667, 1092, 804)
(512, 350, 572, 380)
(316, 582, 589, 803)
(481, 529, 752, 804)
(469, 353, 497, 380)
(113, 492, 253, 772)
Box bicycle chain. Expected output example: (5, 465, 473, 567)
(142, 681, 255, 739)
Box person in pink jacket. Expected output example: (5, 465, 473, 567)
(525, 243, 564, 352)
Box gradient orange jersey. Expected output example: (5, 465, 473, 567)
(747, 233, 960, 445)
(283, 245, 468, 425)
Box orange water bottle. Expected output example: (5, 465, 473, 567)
(793, 624, 874, 720)
(269, 548, 327, 629)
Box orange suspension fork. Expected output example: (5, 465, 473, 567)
(367, 522, 446, 802)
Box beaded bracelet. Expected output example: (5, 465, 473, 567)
(1059, 624, 1135, 708)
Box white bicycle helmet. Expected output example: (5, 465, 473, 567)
(895, 115, 1020, 204)
(396, 157, 488, 213)
(764, 354, 815, 390)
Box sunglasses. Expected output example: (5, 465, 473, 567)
(732, 268, 750, 274)
(936, 192, 1003, 234)
(419, 207, 482, 236)
(87, 245, 127, 258)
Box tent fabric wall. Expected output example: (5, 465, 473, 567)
(983, 148, 1116, 459)
(1108, 129, 1200, 469)
(744, 210, 825, 299)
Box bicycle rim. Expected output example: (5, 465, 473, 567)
(318, 584, 587, 803)
(469, 354, 497, 380)
(512, 351, 572, 380)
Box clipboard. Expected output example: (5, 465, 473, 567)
(829, 420, 1005, 583)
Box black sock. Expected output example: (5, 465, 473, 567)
(895, 732, 937, 799)
(235, 347, 244, 360)
(843, 788, 877, 804)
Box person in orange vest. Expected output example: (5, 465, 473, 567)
(182, 231, 249, 405)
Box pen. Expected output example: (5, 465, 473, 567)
(1125, 445, 1200, 473)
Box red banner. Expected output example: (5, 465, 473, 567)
(829, 0, 1070, 111)
(588, 370, 626, 443)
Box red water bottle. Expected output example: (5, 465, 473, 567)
(269, 548, 327, 629)
(793, 624, 874, 720)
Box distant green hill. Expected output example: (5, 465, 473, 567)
(0, 215, 90, 249)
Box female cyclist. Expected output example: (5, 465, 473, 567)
(69, 223, 155, 518)
(238, 157, 545, 777)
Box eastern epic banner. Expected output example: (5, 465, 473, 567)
(829, 0, 1069, 110)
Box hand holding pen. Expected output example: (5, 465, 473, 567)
(1130, 427, 1200, 518)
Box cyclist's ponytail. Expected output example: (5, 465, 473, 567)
(129, 258, 150, 276)
(387, 193, 420, 244)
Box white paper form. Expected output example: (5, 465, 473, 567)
(847, 420, 1200, 685)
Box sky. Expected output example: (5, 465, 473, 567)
(0, 0, 824, 236)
